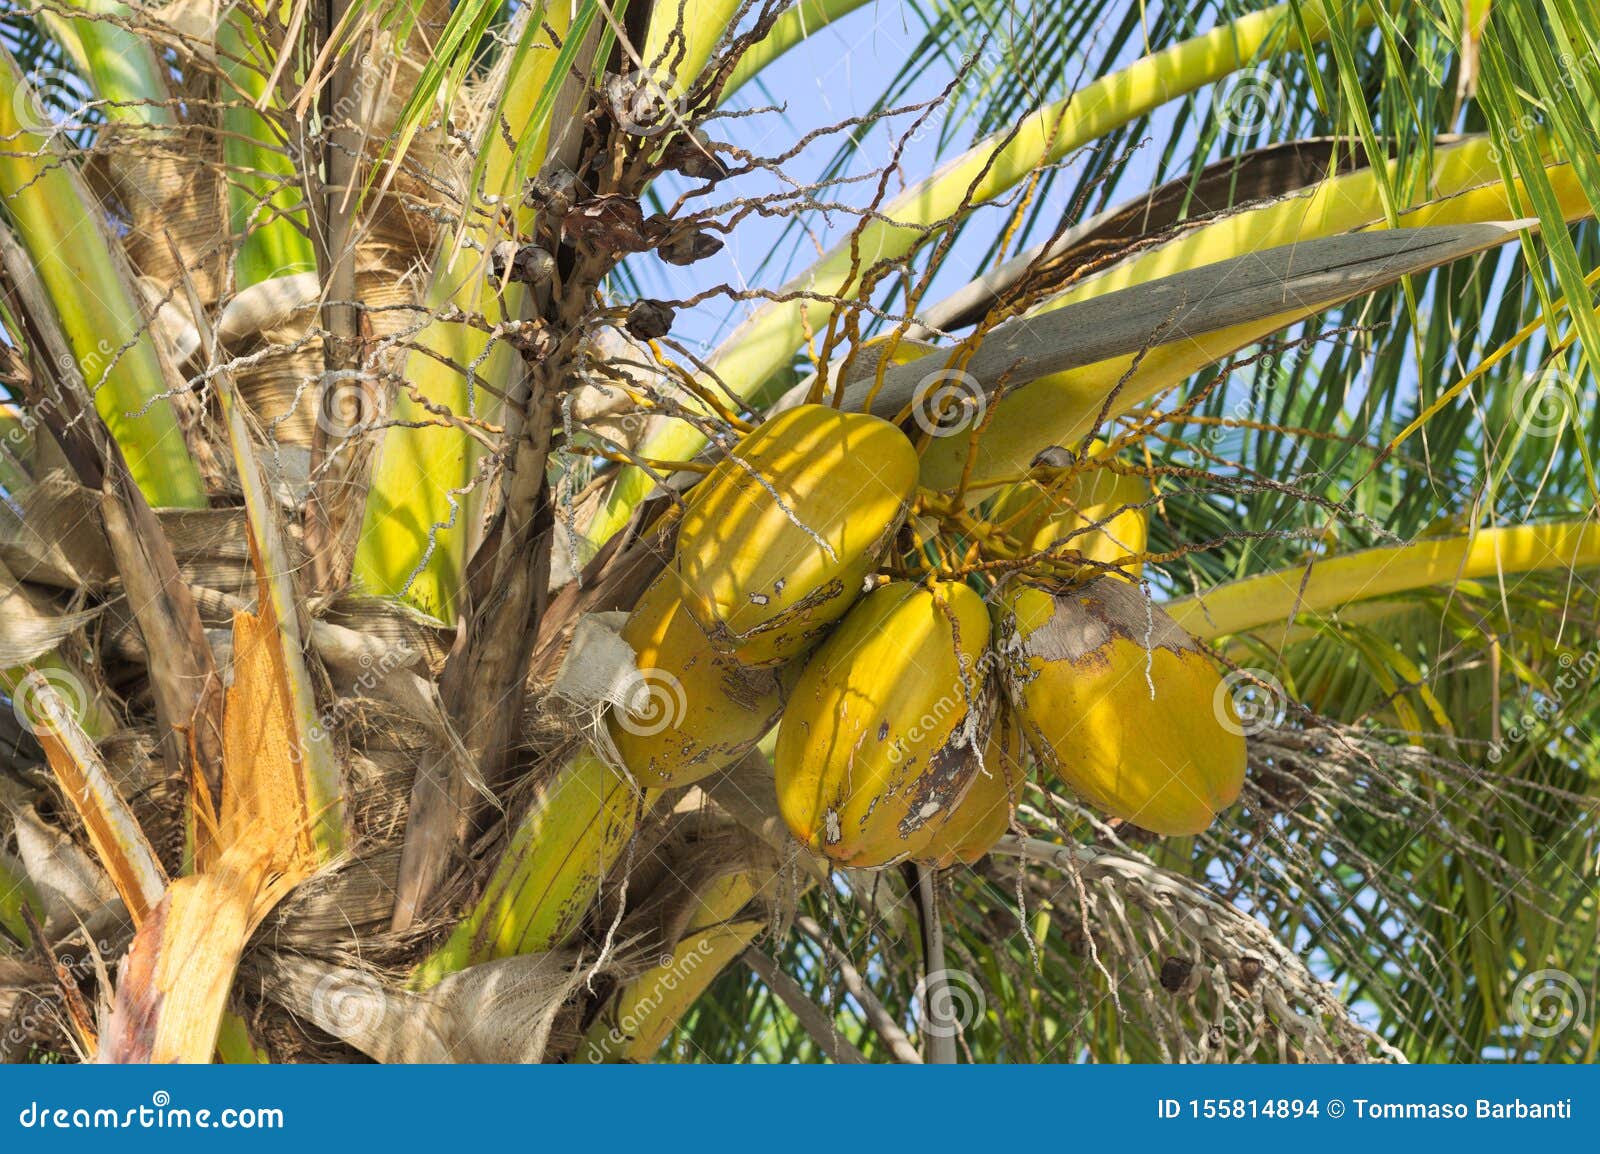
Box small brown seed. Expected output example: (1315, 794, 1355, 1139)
(1159, 956, 1194, 993)
(624, 300, 675, 340)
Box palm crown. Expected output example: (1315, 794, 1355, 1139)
(0, 0, 1596, 1064)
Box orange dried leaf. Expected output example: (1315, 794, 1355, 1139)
(35, 689, 167, 923)
(219, 607, 319, 874)
(102, 837, 307, 1063)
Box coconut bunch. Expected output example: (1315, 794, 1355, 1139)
(597, 403, 1249, 870)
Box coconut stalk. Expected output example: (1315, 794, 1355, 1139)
(351, 4, 583, 620)
(217, 4, 318, 286)
(383, 8, 626, 928)
(0, 53, 206, 508)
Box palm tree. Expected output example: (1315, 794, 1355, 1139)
(2, 0, 1596, 1063)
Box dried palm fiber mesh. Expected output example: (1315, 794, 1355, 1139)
(85, 7, 454, 444)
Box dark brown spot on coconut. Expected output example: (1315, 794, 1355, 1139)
(896, 718, 979, 841)
(717, 663, 780, 712)
(741, 578, 845, 634)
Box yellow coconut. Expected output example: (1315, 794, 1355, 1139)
(996, 575, 1244, 836)
(916, 705, 1026, 868)
(673, 404, 918, 666)
(606, 572, 787, 788)
(775, 580, 991, 867)
(990, 442, 1148, 577)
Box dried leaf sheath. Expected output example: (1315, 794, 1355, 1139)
(97, 289, 345, 1061)
(101, 843, 304, 1063)
(35, 705, 167, 924)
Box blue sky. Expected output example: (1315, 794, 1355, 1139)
(630, 0, 1182, 356)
